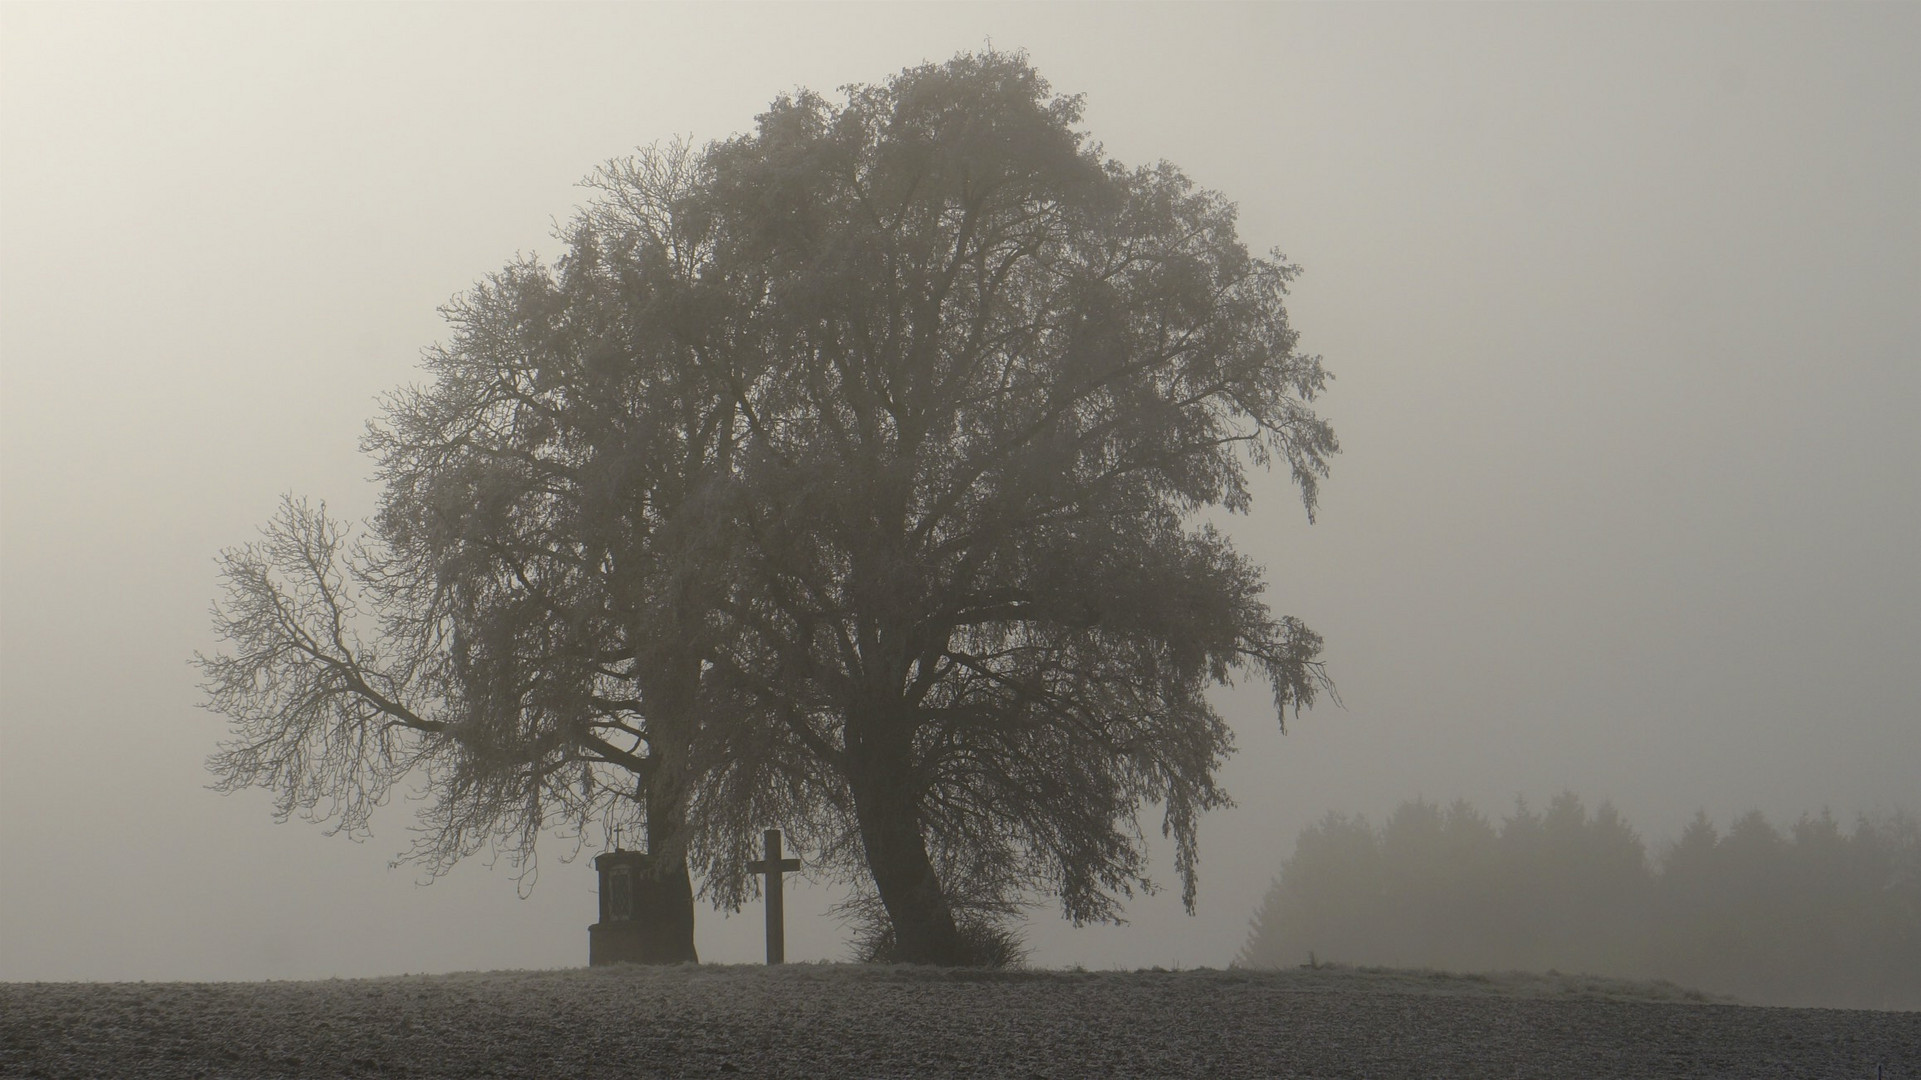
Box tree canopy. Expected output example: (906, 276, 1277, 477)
(199, 49, 1336, 965)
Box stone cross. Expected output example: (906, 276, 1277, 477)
(746, 828, 802, 964)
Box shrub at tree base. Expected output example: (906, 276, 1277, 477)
(1236, 795, 1921, 1010)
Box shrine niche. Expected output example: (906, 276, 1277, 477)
(588, 850, 688, 965)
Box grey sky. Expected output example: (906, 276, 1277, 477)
(2, 3, 1915, 980)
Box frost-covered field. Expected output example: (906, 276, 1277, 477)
(4, 964, 1915, 1078)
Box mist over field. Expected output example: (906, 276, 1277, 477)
(2, 4, 1916, 985)
(1239, 795, 1921, 1010)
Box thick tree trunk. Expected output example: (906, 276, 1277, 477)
(636, 649, 704, 964)
(642, 792, 700, 964)
(846, 702, 966, 965)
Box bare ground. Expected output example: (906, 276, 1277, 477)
(3, 964, 1915, 1079)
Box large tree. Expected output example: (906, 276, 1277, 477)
(683, 52, 1338, 963)
(199, 51, 1336, 967)
(199, 144, 741, 962)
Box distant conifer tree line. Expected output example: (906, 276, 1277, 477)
(1236, 794, 1920, 1010)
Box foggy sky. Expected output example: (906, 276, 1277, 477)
(2, 3, 1914, 981)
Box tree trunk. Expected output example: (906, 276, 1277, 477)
(643, 791, 700, 964)
(846, 702, 966, 965)
(637, 649, 704, 964)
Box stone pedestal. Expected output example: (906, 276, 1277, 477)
(588, 850, 686, 965)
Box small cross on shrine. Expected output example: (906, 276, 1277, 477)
(746, 828, 802, 964)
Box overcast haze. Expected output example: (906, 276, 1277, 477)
(2, 3, 1915, 982)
